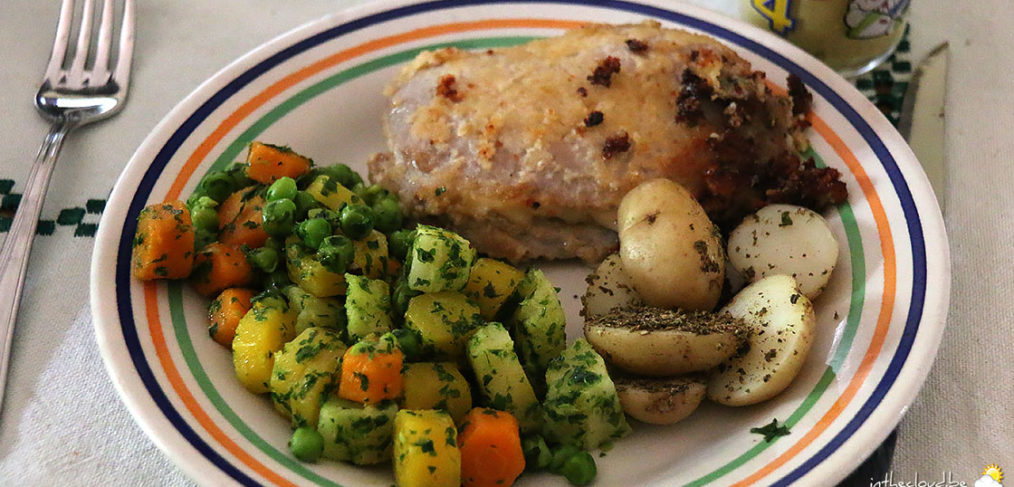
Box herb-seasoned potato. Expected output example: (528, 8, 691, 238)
(466, 323, 542, 432)
(393, 410, 461, 487)
(582, 253, 643, 318)
(318, 397, 397, 465)
(583, 307, 747, 377)
(614, 375, 707, 425)
(269, 327, 346, 427)
(728, 204, 839, 299)
(401, 362, 472, 423)
(463, 257, 524, 320)
(344, 274, 393, 341)
(707, 275, 815, 406)
(542, 339, 630, 449)
(617, 179, 725, 311)
(284, 285, 346, 337)
(351, 229, 389, 280)
(232, 295, 297, 393)
(407, 225, 476, 293)
(404, 291, 481, 360)
(286, 239, 346, 297)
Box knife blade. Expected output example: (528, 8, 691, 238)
(898, 42, 949, 209)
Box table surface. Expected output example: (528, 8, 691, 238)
(0, 0, 1011, 485)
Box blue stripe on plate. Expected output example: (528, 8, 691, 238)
(114, 0, 928, 484)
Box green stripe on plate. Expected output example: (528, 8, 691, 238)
(166, 37, 868, 486)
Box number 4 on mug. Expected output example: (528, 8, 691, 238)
(751, 0, 796, 35)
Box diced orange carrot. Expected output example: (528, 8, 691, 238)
(246, 142, 312, 184)
(207, 288, 255, 348)
(131, 200, 196, 280)
(217, 185, 269, 248)
(338, 337, 403, 404)
(191, 242, 254, 297)
(458, 408, 526, 487)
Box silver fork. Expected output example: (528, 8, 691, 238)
(0, 0, 135, 414)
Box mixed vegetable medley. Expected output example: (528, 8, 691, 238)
(131, 142, 627, 486)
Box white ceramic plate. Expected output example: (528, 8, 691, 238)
(91, 1, 950, 485)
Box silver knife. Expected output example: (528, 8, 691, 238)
(898, 42, 949, 209)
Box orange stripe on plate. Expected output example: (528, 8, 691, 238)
(144, 282, 298, 487)
(165, 18, 585, 200)
(730, 111, 897, 486)
(150, 19, 584, 485)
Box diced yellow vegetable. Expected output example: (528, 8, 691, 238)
(305, 175, 361, 211)
(404, 292, 481, 359)
(393, 410, 461, 487)
(463, 258, 525, 320)
(466, 323, 542, 432)
(344, 274, 393, 342)
(269, 327, 347, 427)
(232, 295, 297, 394)
(286, 239, 346, 297)
(401, 362, 472, 423)
(352, 230, 389, 280)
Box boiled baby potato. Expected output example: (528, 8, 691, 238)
(707, 275, 815, 407)
(618, 179, 725, 311)
(614, 375, 707, 425)
(727, 204, 839, 299)
(583, 307, 747, 377)
(582, 253, 644, 318)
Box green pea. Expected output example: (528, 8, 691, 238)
(389, 328, 422, 361)
(262, 237, 284, 252)
(297, 217, 331, 250)
(191, 206, 219, 234)
(266, 176, 298, 202)
(549, 445, 582, 474)
(522, 435, 553, 470)
(340, 204, 375, 240)
(247, 247, 279, 273)
(391, 276, 420, 318)
(261, 198, 297, 237)
(197, 171, 235, 203)
(288, 426, 324, 463)
(388, 229, 416, 261)
(319, 164, 362, 189)
(356, 184, 389, 206)
(318, 235, 355, 274)
(292, 191, 320, 220)
(263, 269, 291, 291)
(560, 451, 596, 486)
(224, 161, 253, 186)
(372, 197, 403, 234)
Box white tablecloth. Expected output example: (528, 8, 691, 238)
(0, 0, 1010, 485)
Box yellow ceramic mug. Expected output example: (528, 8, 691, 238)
(740, 0, 910, 77)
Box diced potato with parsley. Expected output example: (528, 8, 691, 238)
(463, 258, 525, 320)
(466, 323, 542, 433)
(318, 397, 397, 465)
(305, 174, 361, 211)
(407, 225, 476, 293)
(351, 229, 389, 279)
(404, 292, 481, 360)
(344, 274, 393, 342)
(512, 268, 567, 381)
(232, 295, 297, 394)
(393, 410, 461, 487)
(269, 327, 346, 427)
(402, 362, 472, 423)
(284, 285, 347, 337)
(286, 239, 346, 297)
(542, 339, 630, 449)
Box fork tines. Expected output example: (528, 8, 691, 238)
(45, 0, 134, 90)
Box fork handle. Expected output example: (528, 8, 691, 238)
(0, 120, 72, 413)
